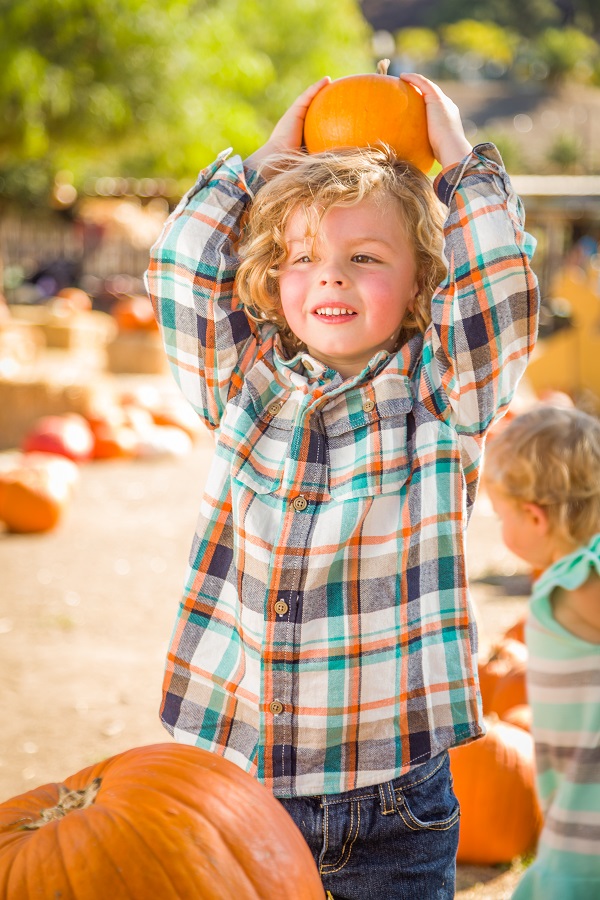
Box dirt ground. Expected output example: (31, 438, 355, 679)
(0, 373, 532, 898)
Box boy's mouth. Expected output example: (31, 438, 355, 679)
(313, 306, 358, 320)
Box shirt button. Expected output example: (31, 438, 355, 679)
(292, 495, 308, 511)
(269, 700, 284, 715)
(362, 399, 375, 412)
(268, 401, 283, 416)
(274, 599, 289, 615)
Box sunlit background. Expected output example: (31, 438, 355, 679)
(1, 3, 600, 894)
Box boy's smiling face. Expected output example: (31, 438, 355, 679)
(278, 195, 419, 378)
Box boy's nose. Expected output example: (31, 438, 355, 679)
(318, 264, 346, 286)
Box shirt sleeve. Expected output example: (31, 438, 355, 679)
(419, 142, 540, 438)
(144, 150, 266, 430)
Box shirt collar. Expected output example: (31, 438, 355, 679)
(272, 335, 402, 391)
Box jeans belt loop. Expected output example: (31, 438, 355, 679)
(378, 779, 396, 815)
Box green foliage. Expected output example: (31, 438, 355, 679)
(535, 27, 600, 82)
(0, 0, 371, 204)
(477, 132, 524, 173)
(441, 19, 519, 67)
(395, 28, 440, 65)
(546, 133, 583, 172)
(573, 0, 600, 35)
(393, 12, 600, 87)
(426, 0, 560, 38)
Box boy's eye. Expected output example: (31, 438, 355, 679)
(352, 254, 378, 264)
(292, 255, 312, 264)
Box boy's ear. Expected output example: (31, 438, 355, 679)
(522, 502, 550, 534)
(407, 281, 420, 313)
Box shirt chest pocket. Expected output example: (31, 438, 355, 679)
(229, 402, 293, 495)
(325, 396, 413, 500)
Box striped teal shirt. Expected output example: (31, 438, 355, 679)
(514, 535, 600, 900)
(145, 144, 539, 797)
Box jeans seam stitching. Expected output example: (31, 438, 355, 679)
(319, 804, 329, 875)
(321, 799, 361, 874)
(398, 801, 460, 831)
(321, 798, 354, 873)
(402, 754, 445, 790)
(323, 791, 378, 805)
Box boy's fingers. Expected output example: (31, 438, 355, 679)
(293, 76, 331, 112)
(400, 72, 445, 100)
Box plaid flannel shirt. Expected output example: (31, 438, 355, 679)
(145, 143, 539, 798)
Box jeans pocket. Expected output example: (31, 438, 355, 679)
(395, 754, 460, 832)
(320, 799, 362, 875)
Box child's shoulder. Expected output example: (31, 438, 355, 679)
(550, 574, 600, 645)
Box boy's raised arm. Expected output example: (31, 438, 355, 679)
(144, 154, 262, 430)
(403, 74, 540, 437)
(144, 78, 330, 430)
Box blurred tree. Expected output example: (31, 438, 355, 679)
(477, 131, 525, 173)
(546, 132, 583, 171)
(426, 0, 560, 38)
(394, 27, 440, 68)
(535, 26, 599, 82)
(441, 19, 519, 68)
(562, 0, 600, 36)
(0, 0, 371, 204)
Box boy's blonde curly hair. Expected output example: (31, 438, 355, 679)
(484, 406, 600, 546)
(236, 146, 447, 357)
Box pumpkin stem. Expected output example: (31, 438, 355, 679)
(20, 778, 102, 830)
(376, 58, 391, 76)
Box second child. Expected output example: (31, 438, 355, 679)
(485, 406, 600, 900)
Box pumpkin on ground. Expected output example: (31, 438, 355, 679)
(488, 661, 528, 718)
(450, 717, 542, 865)
(0, 453, 79, 533)
(22, 414, 95, 463)
(53, 287, 93, 313)
(111, 294, 158, 332)
(501, 704, 532, 733)
(503, 615, 527, 644)
(85, 408, 139, 460)
(0, 743, 325, 900)
(303, 60, 435, 173)
(478, 637, 528, 713)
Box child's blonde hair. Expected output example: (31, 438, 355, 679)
(236, 146, 447, 357)
(484, 406, 600, 546)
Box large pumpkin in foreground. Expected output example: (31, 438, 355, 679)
(0, 743, 325, 899)
(303, 60, 435, 173)
(450, 717, 542, 865)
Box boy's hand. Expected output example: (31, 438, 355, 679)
(245, 77, 331, 178)
(400, 73, 472, 169)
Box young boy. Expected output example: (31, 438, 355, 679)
(145, 74, 540, 898)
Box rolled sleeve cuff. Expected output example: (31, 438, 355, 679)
(434, 142, 506, 207)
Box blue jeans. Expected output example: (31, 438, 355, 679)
(278, 752, 459, 900)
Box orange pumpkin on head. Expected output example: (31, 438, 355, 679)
(303, 60, 435, 173)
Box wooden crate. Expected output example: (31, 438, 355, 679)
(9, 306, 116, 350)
(106, 331, 168, 375)
(0, 320, 45, 374)
(0, 368, 106, 451)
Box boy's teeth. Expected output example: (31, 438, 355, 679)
(316, 308, 354, 316)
